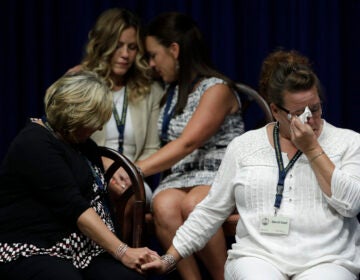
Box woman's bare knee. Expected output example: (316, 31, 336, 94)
(181, 185, 210, 217)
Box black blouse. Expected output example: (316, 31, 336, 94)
(0, 122, 103, 248)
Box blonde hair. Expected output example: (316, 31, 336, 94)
(44, 71, 113, 142)
(81, 8, 151, 102)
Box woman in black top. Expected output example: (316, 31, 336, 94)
(0, 71, 157, 279)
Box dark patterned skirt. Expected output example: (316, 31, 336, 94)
(0, 162, 114, 269)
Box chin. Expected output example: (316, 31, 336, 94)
(161, 76, 169, 83)
(163, 76, 175, 84)
(113, 68, 129, 77)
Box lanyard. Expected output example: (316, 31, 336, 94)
(273, 122, 302, 215)
(112, 87, 128, 153)
(161, 82, 177, 144)
(161, 76, 203, 145)
(85, 158, 111, 215)
(85, 158, 106, 192)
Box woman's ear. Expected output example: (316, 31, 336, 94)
(169, 42, 180, 59)
(270, 103, 279, 120)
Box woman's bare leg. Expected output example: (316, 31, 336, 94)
(152, 189, 202, 280)
(181, 186, 227, 280)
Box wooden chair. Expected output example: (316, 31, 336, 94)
(98, 146, 146, 247)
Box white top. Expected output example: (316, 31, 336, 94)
(173, 121, 360, 275)
(105, 88, 136, 161)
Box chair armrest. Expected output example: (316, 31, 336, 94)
(97, 146, 146, 247)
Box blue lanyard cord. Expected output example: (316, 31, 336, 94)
(112, 87, 128, 153)
(85, 158, 111, 215)
(85, 159, 106, 191)
(161, 83, 177, 144)
(161, 76, 203, 145)
(273, 122, 302, 213)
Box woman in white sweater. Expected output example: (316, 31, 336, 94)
(141, 50, 360, 279)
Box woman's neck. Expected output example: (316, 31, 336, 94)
(38, 119, 72, 144)
(111, 75, 126, 91)
(113, 84, 125, 91)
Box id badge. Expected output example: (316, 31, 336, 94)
(259, 215, 290, 235)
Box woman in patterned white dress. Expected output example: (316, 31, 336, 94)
(135, 12, 245, 279)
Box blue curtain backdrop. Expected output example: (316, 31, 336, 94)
(1, 0, 359, 160)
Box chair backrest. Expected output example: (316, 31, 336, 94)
(97, 146, 145, 247)
(236, 83, 273, 130)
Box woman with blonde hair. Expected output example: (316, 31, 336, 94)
(0, 71, 158, 279)
(69, 8, 163, 204)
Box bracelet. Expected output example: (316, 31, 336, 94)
(114, 243, 128, 260)
(309, 151, 325, 163)
(160, 254, 177, 273)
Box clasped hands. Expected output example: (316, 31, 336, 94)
(118, 246, 166, 275)
(120, 247, 173, 275)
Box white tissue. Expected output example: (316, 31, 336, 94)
(298, 106, 312, 123)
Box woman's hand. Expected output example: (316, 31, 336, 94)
(119, 247, 160, 274)
(108, 167, 132, 196)
(289, 117, 320, 153)
(141, 257, 168, 274)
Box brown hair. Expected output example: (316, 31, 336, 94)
(146, 12, 237, 114)
(259, 49, 322, 105)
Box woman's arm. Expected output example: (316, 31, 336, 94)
(291, 118, 360, 216)
(290, 118, 335, 196)
(140, 137, 240, 275)
(306, 147, 334, 196)
(136, 83, 239, 177)
(77, 208, 159, 273)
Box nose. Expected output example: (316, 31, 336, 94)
(306, 114, 315, 125)
(149, 58, 156, 68)
(120, 46, 129, 57)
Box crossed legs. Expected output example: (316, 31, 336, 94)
(152, 186, 227, 280)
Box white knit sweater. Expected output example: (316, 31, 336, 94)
(173, 121, 360, 275)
